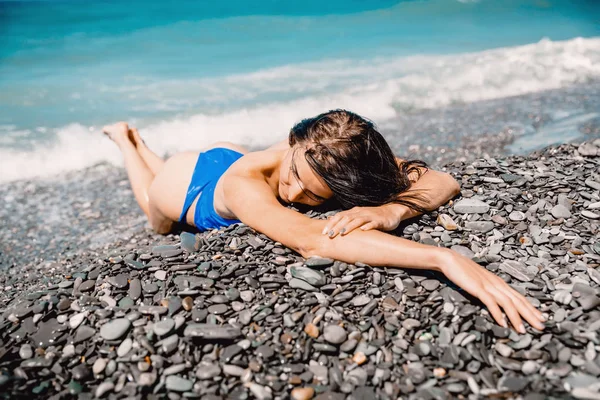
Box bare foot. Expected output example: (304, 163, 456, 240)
(103, 122, 130, 146)
(128, 127, 146, 149)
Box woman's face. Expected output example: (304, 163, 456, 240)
(279, 146, 333, 206)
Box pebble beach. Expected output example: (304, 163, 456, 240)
(1, 91, 600, 399)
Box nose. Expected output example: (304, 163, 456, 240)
(287, 182, 304, 203)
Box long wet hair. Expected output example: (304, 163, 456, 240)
(289, 109, 429, 212)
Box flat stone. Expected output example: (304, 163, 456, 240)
(180, 232, 197, 252)
(581, 210, 600, 219)
(73, 325, 96, 344)
(305, 257, 334, 268)
(499, 260, 536, 282)
(78, 280, 95, 292)
(154, 270, 167, 281)
(578, 142, 598, 156)
(196, 363, 222, 379)
(509, 211, 526, 221)
(138, 305, 168, 315)
(183, 323, 241, 339)
(100, 318, 131, 340)
(464, 221, 495, 233)
(69, 312, 86, 329)
(352, 294, 371, 307)
(117, 337, 133, 357)
(291, 266, 326, 287)
(289, 278, 318, 292)
(454, 198, 490, 214)
(93, 358, 107, 375)
(208, 304, 228, 315)
(153, 318, 175, 336)
(165, 375, 193, 392)
(128, 279, 141, 300)
(551, 204, 572, 219)
(106, 274, 128, 289)
(95, 381, 114, 397)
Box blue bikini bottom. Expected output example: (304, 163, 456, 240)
(178, 148, 243, 231)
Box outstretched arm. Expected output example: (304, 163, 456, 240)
(323, 159, 460, 237)
(224, 175, 546, 334)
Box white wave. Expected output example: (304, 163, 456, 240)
(1, 37, 599, 183)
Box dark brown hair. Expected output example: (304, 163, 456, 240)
(289, 109, 429, 212)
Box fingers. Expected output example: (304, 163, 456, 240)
(503, 285, 545, 331)
(322, 213, 344, 236)
(484, 272, 546, 331)
(341, 218, 370, 235)
(486, 285, 526, 333)
(477, 291, 507, 328)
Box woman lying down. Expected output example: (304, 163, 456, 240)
(103, 109, 546, 334)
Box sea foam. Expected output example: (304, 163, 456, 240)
(0, 37, 598, 183)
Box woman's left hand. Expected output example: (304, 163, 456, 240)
(322, 205, 402, 238)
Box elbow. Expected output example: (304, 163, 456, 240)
(447, 174, 461, 197)
(451, 180, 461, 197)
(297, 231, 329, 259)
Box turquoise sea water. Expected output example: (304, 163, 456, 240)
(0, 0, 598, 181)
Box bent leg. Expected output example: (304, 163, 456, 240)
(104, 122, 154, 218)
(129, 127, 166, 175)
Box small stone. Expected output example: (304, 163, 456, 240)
(323, 325, 347, 344)
(117, 337, 133, 357)
(182, 296, 193, 311)
(578, 142, 598, 156)
(100, 318, 131, 340)
(433, 368, 446, 378)
(352, 352, 367, 365)
(290, 266, 326, 287)
(305, 257, 334, 268)
(304, 323, 319, 338)
(154, 270, 167, 281)
(289, 278, 318, 292)
(581, 210, 600, 219)
(78, 280, 95, 292)
(93, 358, 107, 375)
(106, 274, 128, 288)
(454, 198, 490, 214)
(74, 325, 96, 344)
(128, 279, 141, 300)
(180, 232, 197, 252)
(183, 323, 241, 339)
(551, 204, 571, 219)
(554, 290, 572, 305)
(240, 290, 254, 302)
(437, 214, 458, 230)
(292, 387, 315, 400)
(509, 211, 526, 221)
(394, 277, 404, 291)
(208, 304, 228, 315)
(19, 344, 33, 359)
(165, 375, 193, 392)
(95, 381, 114, 397)
(464, 221, 495, 233)
(499, 260, 536, 282)
(245, 382, 273, 400)
(153, 318, 176, 336)
(72, 364, 90, 381)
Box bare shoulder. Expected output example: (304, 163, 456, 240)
(226, 148, 283, 177)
